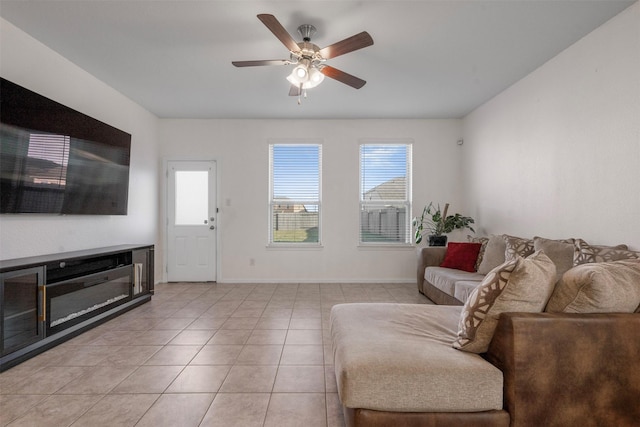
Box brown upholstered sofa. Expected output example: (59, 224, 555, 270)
(331, 237, 640, 426)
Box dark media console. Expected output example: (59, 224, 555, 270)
(0, 245, 153, 371)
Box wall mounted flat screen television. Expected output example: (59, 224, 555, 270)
(1, 78, 131, 215)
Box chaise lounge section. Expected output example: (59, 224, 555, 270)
(331, 303, 509, 426)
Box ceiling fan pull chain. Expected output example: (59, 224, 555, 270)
(298, 84, 303, 105)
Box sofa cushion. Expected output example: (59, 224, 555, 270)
(454, 251, 557, 353)
(477, 235, 506, 274)
(440, 242, 482, 272)
(454, 281, 482, 303)
(503, 235, 534, 261)
(573, 239, 634, 265)
(533, 236, 575, 281)
(330, 303, 504, 412)
(546, 260, 640, 313)
(425, 267, 485, 297)
(468, 235, 490, 271)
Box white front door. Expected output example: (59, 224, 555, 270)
(167, 161, 217, 282)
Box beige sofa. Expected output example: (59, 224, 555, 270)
(418, 235, 640, 305)
(331, 236, 640, 426)
(417, 245, 483, 304)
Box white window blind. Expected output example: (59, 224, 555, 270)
(360, 143, 412, 244)
(269, 144, 321, 244)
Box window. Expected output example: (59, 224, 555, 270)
(174, 171, 208, 225)
(359, 142, 412, 244)
(269, 143, 321, 245)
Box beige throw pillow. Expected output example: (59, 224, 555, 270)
(477, 235, 506, 275)
(533, 236, 575, 282)
(503, 235, 534, 261)
(573, 239, 634, 265)
(546, 260, 640, 313)
(454, 251, 557, 353)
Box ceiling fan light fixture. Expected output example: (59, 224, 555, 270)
(286, 57, 325, 89)
(305, 67, 325, 89)
(286, 68, 305, 85)
(287, 65, 324, 89)
(295, 65, 308, 79)
(287, 57, 312, 85)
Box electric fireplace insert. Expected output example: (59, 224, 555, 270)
(46, 265, 133, 334)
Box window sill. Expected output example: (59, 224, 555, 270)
(267, 244, 323, 250)
(357, 244, 416, 250)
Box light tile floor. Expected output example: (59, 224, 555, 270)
(0, 282, 431, 427)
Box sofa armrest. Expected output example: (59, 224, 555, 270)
(416, 247, 447, 293)
(486, 312, 640, 427)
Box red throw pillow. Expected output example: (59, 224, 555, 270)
(440, 242, 483, 272)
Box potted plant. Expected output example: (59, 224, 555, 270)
(412, 202, 475, 246)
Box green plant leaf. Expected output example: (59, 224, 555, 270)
(412, 202, 475, 243)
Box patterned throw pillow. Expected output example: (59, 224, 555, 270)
(573, 239, 636, 265)
(453, 251, 557, 353)
(503, 235, 534, 261)
(546, 259, 640, 313)
(440, 242, 483, 272)
(467, 235, 489, 271)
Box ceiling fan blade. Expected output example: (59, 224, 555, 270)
(232, 59, 290, 67)
(321, 66, 366, 89)
(289, 85, 301, 97)
(257, 14, 300, 53)
(318, 31, 373, 59)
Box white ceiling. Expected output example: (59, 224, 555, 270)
(0, 0, 635, 119)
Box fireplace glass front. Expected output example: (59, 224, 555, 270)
(46, 265, 132, 334)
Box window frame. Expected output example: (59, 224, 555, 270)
(358, 140, 413, 246)
(268, 141, 322, 247)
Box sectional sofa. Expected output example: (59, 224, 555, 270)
(330, 235, 640, 426)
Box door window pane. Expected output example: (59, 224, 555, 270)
(175, 171, 208, 225)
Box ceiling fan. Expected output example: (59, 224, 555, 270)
(232, 14, 374, 100)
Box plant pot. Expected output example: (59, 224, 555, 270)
(428, 235, 448, 246)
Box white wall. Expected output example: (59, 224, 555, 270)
(0, 19, 161, 271)
(462, 2, 640, 249)
(8, 1, 635, 283)
(159, 119, 463, 282)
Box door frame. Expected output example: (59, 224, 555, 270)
(162, 158, 221, 283)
